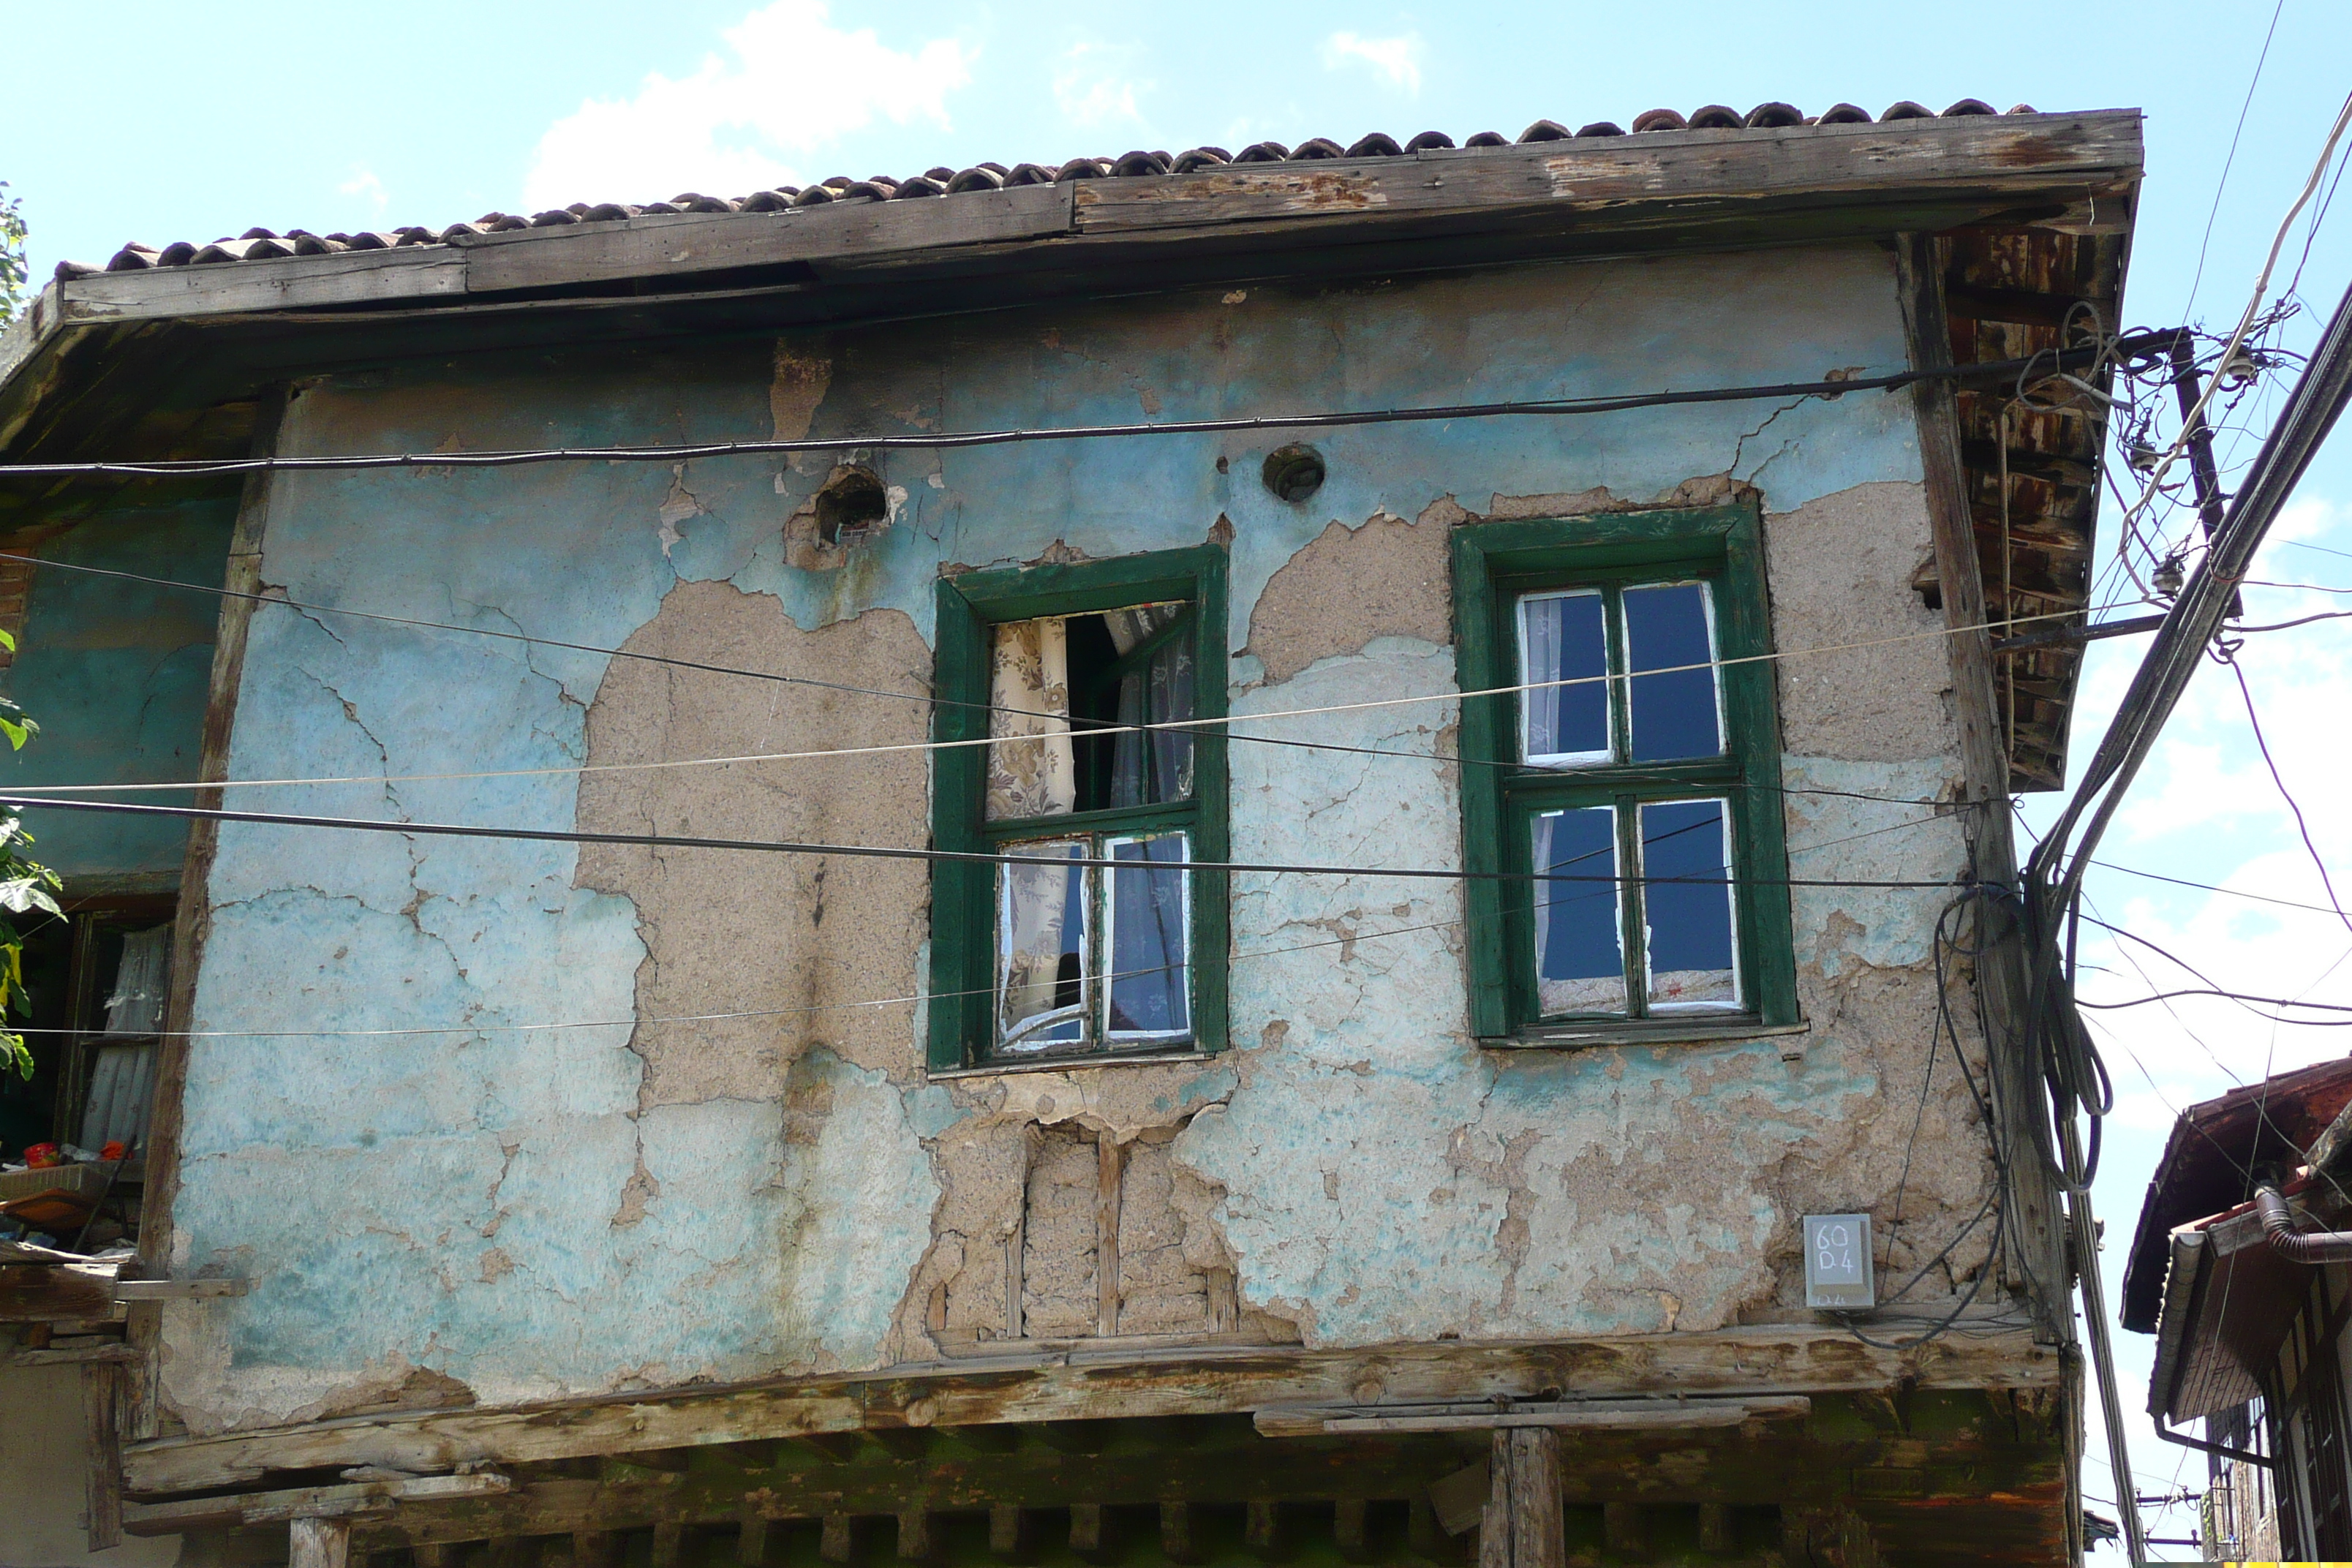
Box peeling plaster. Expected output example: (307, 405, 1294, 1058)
(162, 244, 2000, 1431)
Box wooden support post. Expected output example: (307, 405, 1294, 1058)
(737, 1515, 770, 1566)
(1406, 1494, 1446, 1558)
(287, 1517, 351, 1568)
(571, 1532, 615, 1568)
(989, 1504, 1035, 1564)
(1096, 1134, 1126, 1337)
(83, 1361, 123, 1550)
(135, 388, 288, 1442)
(1601, 1502, 1644, 1558)
(897, 1508, 935, 1562)
(1698, 1501, 1733, 1554)
(1160, 1502, 1202, 1565)
(1893, 230, 2068, 1329)
(651, 1520, 685, 1568)
(1070, 1502, 1116, 1564)
(1333, 1499, 1373, 1564)
(1478, 1429, 1563, 1568)
(415, 1547, 449, 1568)
(821, 1514, 857, 1564)
(1245, 1500, 1284, 1560)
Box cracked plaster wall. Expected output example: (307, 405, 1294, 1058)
(162, 243, 2000, 1431)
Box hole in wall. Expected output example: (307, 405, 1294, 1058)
(815, 467, 889, 546)
(1261, 445, 1326, 504)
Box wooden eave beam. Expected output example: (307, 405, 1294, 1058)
(123, 1325, 2062, 1497)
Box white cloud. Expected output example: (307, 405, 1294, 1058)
(338, 167, 389, 217)
(1052, 43, 1152, 135)
(523, 1, 974, 211)
(1319, 31, 1425, 97)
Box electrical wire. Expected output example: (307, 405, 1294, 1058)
(2182, 0, 2288, 323)
(2225, 656, 2352, 938)
(0, 346, 2172, 483)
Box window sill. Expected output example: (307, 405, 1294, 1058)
(1480, 1017, 1808, 1050)
(928, 1049, 1215, 1081)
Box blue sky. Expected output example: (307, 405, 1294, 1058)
(11, 1, 2352, 1555)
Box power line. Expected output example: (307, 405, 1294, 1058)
(2183, 0, 2288, 320)
(0, 345, 2173, 482)
(0, 792, 1971, 892)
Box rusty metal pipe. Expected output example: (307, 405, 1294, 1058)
(2254, 1186, 2352, 1263)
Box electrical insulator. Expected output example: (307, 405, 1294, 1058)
(2215, 346, 2261, 391)
(2153, 556, 2185, 598)
(2127, 439, 2161, 473)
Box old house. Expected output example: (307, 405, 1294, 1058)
(2126, 1056, 2352, 1561)
(0, 100, 2141, 1567)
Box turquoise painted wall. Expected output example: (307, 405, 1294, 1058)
(160, 244, 1970, 1428)
(3, 495, 236, 889)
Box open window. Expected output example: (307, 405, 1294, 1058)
(1454, 507, 1795, 1043)
(931, 549, 1227, 1069)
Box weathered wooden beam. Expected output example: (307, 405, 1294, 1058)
(1245, 1499, 1285, 1559)
(1601, 1501, 1645, 1557)
(1257, 1395, 1809, 1437)
(123, 1329, 2060, 1496)
(287, 1516, 350, 1568)
(820, 1512, 856, 1564)
(0, 1264, 124, 1323)
(1069, 1501, 1115, 1564)
(651, 1520, 685, 1568)
(896, 1507, 934, 1562)
(84, 1362, 124, 1550)
(1071, 116, 2138, 238)
(1959, 439, 2099, 489)
(1334, 1499, 1373, 1564)
(1097, 1136, 1126, 1339)
(988, 1504, 1035, 1564)
(111, 1276, 250, 1302)
(736, 1516, 769, 1567)
(56, 249, 466, 325)
(1478, 1430, 1562, 1568)
(1943, 283, 2105, 329)
(1160, 1502, 1202, 1566)
(573, 1530, 616, 1568)
(1698, 1501, 1733, 1553)
(459, 184, 1077, 294)
(124, 1473, 512, 1536)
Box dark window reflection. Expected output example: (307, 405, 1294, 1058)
(1531, 807, 1627, 1015)
(1624, 582, 1722, 761)
(1518, 591, 1609, 764)
(1640, 799, 1738, 1009)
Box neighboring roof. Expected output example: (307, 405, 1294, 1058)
(59, 99, 2035, 278)
(2120, 1055, 2352, 1335)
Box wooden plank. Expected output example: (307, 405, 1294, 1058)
(0, 1341, 139, 1368)
(57, 249, 466, 324)
(1096, 1136, 1125, 1339)
(0, 1264, 124, 1323)
(1478, 1429, 1562, 1568)
(737, 1515, 770, 1566)
(1073, 114, 2141, 236)
(84, 1361, 124, 1550)
(287, 1515, 350, 1568)
(896, 1509, 933, 1562)
(460, 184, 1076, 294)
(129, 388, 286, 1443)
(1254, 1395, 1810, 1436)
(1895, 234, 2069, 1331)
(124, 1473, 512, 1535)
(123, 1327, 2057, 1496)
(113, 1276, 249, 1302)
(1160, 1501, 1201, 1565)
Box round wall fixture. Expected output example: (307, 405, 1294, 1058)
(1261, 445, 1326, 503)
(814, 467, 889, 544)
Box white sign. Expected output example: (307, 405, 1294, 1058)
(1804, 1213, 1875, 1310)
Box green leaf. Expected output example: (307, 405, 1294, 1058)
(0, 716, 29, 750)
(1, 1032, 28, 1082)
(0, 627, 17, 655)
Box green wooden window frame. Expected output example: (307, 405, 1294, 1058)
(928, 546, 1229, 1071)
(1452, 505, 1795, 1041)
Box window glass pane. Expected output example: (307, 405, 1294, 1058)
(1639, 799, 1739, 1009)
(1624, 582, 1722, 761)
(1101, 605, 1195, 810)
(1530, 807, 1627, 1016)
(998, 840, 1090, 1052)
(1106, 832, 1191, 1041)
(1517, 590, 1610, 766)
